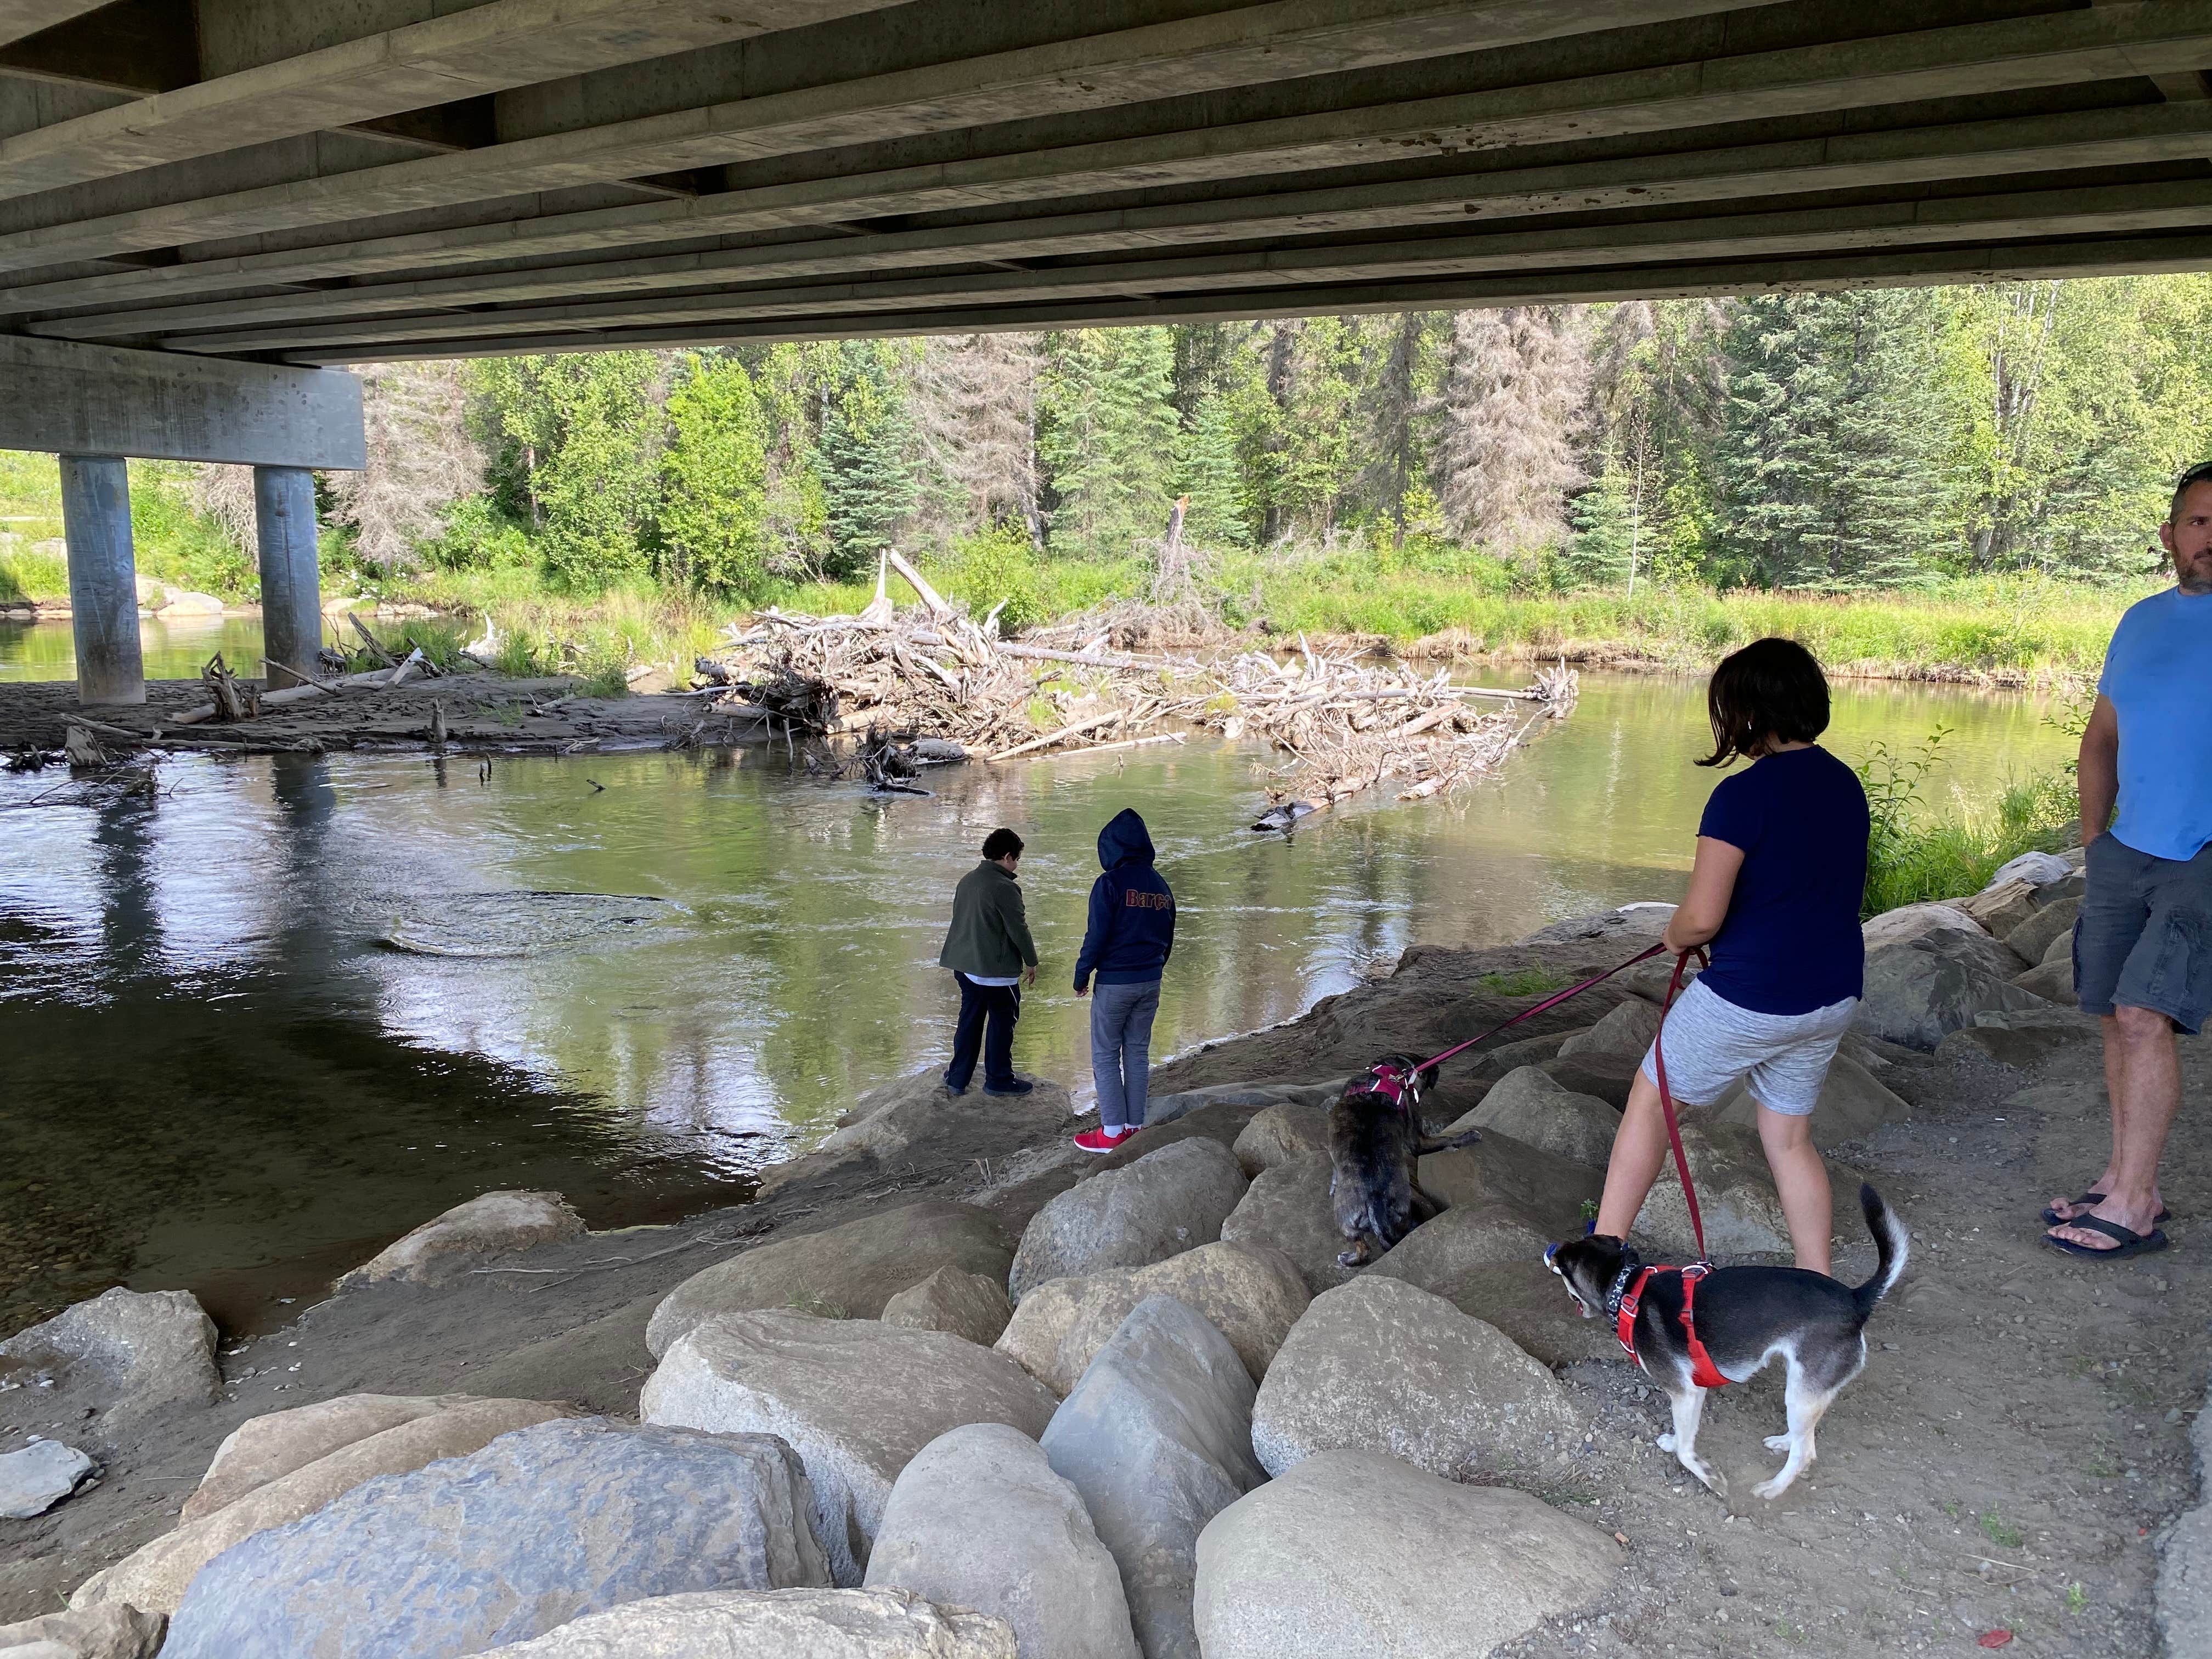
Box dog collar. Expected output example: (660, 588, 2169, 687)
(1602, 1262, 1638, 1319)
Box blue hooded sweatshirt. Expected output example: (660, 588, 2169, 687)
(1074, 808, 1175, 991)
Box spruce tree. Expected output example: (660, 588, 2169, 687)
(1716, 290, 1944, 589)
(817, 340, 921, 576)
(1037, 327, 1178, 555)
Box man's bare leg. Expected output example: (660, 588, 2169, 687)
(2049, 1005, 2175, 1248)
(2046, 1014, 2132, 1222)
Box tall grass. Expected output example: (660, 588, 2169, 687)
(1856, 727, 2080, 917)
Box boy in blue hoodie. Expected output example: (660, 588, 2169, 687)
(1072, 808, 1176, 1153)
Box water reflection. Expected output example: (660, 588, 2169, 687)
(0, 670, 2074, 1329)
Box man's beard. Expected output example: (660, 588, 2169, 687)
(2181, 552, 2212, 595)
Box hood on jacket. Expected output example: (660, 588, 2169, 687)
(1097, 808, 1155, 870)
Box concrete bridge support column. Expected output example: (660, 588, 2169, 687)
(253, 466, 322, 690)
(58, 455, 143, 707)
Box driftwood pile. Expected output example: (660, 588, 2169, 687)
(693, 553, 1577, 825)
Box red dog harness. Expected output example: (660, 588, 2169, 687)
(1359, 1062, 1414, 1114)
(1613, 1263, 1730, 1390)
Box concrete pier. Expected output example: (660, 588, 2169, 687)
(254, 466, 323, 691)
(57, 456, 143, 707)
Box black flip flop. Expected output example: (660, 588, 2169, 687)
(2044, 1214, 2170, 1260)
(2040, 1193, 2171, 1228)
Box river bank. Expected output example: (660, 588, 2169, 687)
(0, 884, 2200, 1658)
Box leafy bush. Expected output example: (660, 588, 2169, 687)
(945, 524, 1046, 630)
(1856, 727, 2079, 916)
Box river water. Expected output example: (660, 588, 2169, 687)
(0, 619, 2075, 1332)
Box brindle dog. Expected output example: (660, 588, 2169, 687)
(1328, 1054, 1479, 1267)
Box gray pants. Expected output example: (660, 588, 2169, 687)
(1090, 979, 1160, 1130)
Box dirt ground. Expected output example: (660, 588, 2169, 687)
(1, 934, 2202, 1656)
(0, 672, 777, 757)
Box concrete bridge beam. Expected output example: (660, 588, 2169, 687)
(57, 455, 141, 707)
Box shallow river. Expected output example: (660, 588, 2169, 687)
(0, 619, 2075, 1331)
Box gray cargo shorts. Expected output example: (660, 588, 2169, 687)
(2075, 832, 2212, 1035)
(1637, 977, 1859, 1116)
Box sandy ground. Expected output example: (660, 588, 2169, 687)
(0, 672, 777, 757)
(1, 934, 2202, 1655)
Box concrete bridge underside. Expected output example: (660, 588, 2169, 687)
(3, 0, 2212, 703)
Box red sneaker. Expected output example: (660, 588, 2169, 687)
(1073, 1125, 1138, 1154)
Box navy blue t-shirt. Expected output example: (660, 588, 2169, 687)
(1695, 746, 1870, 1016)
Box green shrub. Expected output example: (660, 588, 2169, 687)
(1857, 727, 2078, 916)
(945, 524, 1046, 631)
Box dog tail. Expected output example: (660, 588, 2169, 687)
(1850, 1183, 1909, 1322)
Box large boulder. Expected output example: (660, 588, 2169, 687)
(649, 1204, 1015, 1357)
(1367, 1205, 1552, 1291)
(1556, 997, 1661, 1059)
(0, 1606, 163, 1659)
(1386, 1260, 1619, 1367)
(995, 1242, 1310, 1395)
(1008, 1139, 1246, 1304)
(0, 1438, 97, 1519)
(341, 1190, 586, 1288)
(1857, 929, 2044, 1049)
(1415, 1135, 1602, 1235)
(2008, 898, 2070, 960)
(1041, 1297, 1267, 1659)
(1451, 1068, 1617, 1167)
(182, 1392, 448, 1522)
(641, 1311, 1056, 1585)
(1629, 1123, 1864, 1259)
(471, 1588, 1014, 1657)
(1230, 1103, 1329, 1177)
(74, 1397, 576, 1616)
(1988, 849, 2078, 890)
(156, 1418, 828, 1659)
(864, 1424, 1138, 1659)
(1192, 1450, 1620, 1659)
(1522, 903, 1675, 944)
(1958, 878, 2038, 938)
(761, 1075, 1072, 1198)
(2016, 955, 2078, 1006)
(1935, 1007, 2101, 1069)
(1536, 1051, 1640, 1109)
(880, 1267, 1013, 1348)
(1249, 1278, 1578, 1482)
(0, 1288, 217, 1420)
(1217, 1153, 1355, 1295)
(1860, 901, 1982, 951)
(1710, 1053, 1908, 1151)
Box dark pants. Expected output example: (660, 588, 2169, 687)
(946, 971, 1021, 1090)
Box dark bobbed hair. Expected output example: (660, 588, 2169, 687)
(1697, 637, 1830, 769)
(981, 827, 1025, 861)
(2169, 460, 2212, 524)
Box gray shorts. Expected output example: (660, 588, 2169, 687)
(1637, 978, 1858, 1116)
(2075, 832, 2212, 1035)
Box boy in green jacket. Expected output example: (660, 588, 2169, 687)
(939, 827, 1040, 1096)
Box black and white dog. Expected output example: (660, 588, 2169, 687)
(1545, 1184, 1909, 1501)
(1328, 1054, 1477, 1268)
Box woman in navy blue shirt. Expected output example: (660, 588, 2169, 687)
(1592, 637, 1871, 1274)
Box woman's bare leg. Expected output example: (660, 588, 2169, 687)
(1756, 1101, 1832, 1276)
(1594, 1068, 1672, 1240)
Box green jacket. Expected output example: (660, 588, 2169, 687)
(939, 859, 1039, 978)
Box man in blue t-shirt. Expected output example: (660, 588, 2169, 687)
(2045, 463, 2212, 1259)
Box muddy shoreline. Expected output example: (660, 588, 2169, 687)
(2, 911, 2202, 1655)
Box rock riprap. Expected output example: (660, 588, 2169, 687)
(864, 1423, 1138, 1659)
(760, 1074, 1073, 1196)
(1229, 1103, 1329, 1177)
(1366, 1205, 1552, 1291)
(182, 1391, 450, 1521)
(471, 1588, 1015, 1658)
(74, 1396, 574, 1616)
(879, 1265, 1014, 1347)
(1193, 1449, 1620, 1659)
(995, 1241, 1309, 1395)
(1556, 997, 1661, 1059)
(340, 1190, 586, 1286)
(1041, 1296, 1266, 1659)
(649, 1203, 1015, 1356)
(1008, 1139, 1247, 1303)
(642, 1311, 1056, 1585)
(1453, 1068, 1618, 1167)
(156, 1418, 828, 1659)
(0, 1286, 217, 1418)
(1249, 1277, 1579, 1482)
(0, 1604, 164, 1658)
(0, 1438, 97, 1519)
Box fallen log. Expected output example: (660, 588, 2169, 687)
(985, 710, 1124, 761)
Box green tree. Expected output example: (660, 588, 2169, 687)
(1038, 326, 1179, 554)
(661, 353, 771, 598)
(1715, 291, 1945, 589)
(816, 340, 920, 575)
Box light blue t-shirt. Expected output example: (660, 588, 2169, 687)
(2098, 586, 2212, 862)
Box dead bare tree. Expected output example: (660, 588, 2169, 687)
(909, 332, 1046, 546)
(1432, 306, 1592, 557)
(325, 361, 486, 567)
